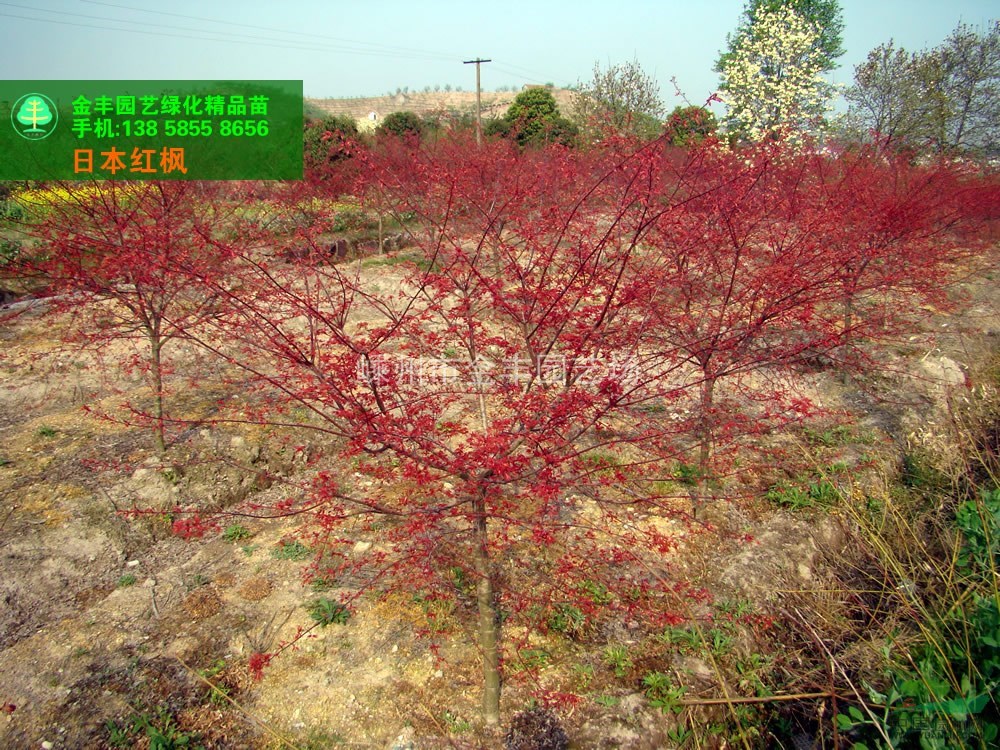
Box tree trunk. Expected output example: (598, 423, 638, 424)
(472, 490, 501, 725)
(842, 294, 854, 350)
(691, 373, 716, 518)
(150, 332, 166, 454)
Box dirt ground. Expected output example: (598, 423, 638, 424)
(0, 261, 996, 750)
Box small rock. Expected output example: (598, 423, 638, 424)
(353, 541, 372, 555)
(41, 742, 53, 749)
(388, 726, 416, 750)
(434, 669, 443, 679)
(126, 560, 139, 568)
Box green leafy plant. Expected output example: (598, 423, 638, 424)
(198, 659, 230, 706)
(766, 478, 839, 510)
(579, 579, 613, 605)
(803, 424, 855, 447)
(117, 574, 137, 588)
(706, 627, 734, 656)
(837, 485, 1000, 748)
(547, 603, 586, 637)
(310, 575, 335, 592)
(514, 648, 551, 672)
(572, 663, 595, 689)
(112, 707, 203, 750)
(222, 523, 251, 542)
(658, 625, 704, 651)
(955, 487, 1000, 572)
(603, 645, 633, 677)
(106, 719, 131, 748)
(715, 597, 755, 618)
(271, 539, 311, 561)
(36, 425, 57, 438)
(643, 671, 687, 714)
(442, 710, 472, 734)
(305, 598, 350, 626)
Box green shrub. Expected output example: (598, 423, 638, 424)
(378, 110, 423, 138)
(955, 487, 1000, 573)
(837, 486, 1000, 748)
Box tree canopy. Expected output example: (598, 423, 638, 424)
(716, 0, 844, 76)
(572, 59, 665, 139)
(846, 21, 999, 155)
(487, 87, 578, 147)
(718, 4, 836, 142)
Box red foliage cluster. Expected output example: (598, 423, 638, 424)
(7, 130, 996, 723)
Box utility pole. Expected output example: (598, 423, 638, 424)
(464, 57, 491, 145)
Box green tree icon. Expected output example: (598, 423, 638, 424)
(17, 97, 53, 132)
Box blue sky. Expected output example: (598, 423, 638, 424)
(0, 0, 996, 108)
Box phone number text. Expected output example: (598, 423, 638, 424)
(72, 119, 270, 138)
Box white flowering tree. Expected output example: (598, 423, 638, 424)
(719, 4, 835, 143)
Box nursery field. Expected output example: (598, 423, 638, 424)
(0, 135, 998, 749)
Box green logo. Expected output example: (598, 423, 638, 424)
(12, 92, 58, 140)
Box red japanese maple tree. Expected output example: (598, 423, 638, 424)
(190, 133, 714, 723)
(14, 180, 246, 452)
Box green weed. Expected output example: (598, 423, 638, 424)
(305, 598, 350, 626)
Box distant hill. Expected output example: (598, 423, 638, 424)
(305, 87, 577, 130)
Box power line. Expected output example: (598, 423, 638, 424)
(0, 1, 458, 61)
(78, 0, 459, 62)
(0, 2, 574, 95)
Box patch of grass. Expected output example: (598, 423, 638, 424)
(643, 671, 686, 714)
(579, 579, 613, 605)
(830, 420, 1000, 750)
(160, 467, 181, 485)
(36, 425, 57, 438)
(117, 574, 137, 587)
(310, 575, 335, 592)
(673, 461, 706, 486)
(547, 603, 585, 638)
(198, 659, 231, 707)
(301, 728, 347, 748)
(108, 706, 204, 750)
(271, 539, 311, 561)
(766, 478, 839, 510)
(222, 523, 251, 542)
(305, 598, 350, 626)
(513, 648, 551, 672)
(658, 625, 704, 651)
(900, 451, 948, 492)
(443, 710, 472, 734)
(572, 663, 595, 689)
(602, 644, 632, 677)
(803, 424, 855, 447)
